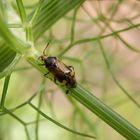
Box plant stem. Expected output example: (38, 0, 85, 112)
(70, 84, 140, 140)
(16, 0, 33, 43)
(23, 47, 140, 140)
(58, 22, 140, 57)
(0, 74, 11, 110)
(0, 16, 30, 53)
(29, 102, 96, 139)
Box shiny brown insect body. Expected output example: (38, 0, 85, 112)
(40, 43, 77, 88)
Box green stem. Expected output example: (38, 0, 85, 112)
(0, 16, 30, 53)
(29, 102, 96, 139)
(71, 84, 140, 140)
(16, 0, 33, 43)
(24, 49, 140, 140)
(98, 40, 140, 108)
(30, 0, 44, 24)
(5, 108, 26, 125)
(68, 97, 97, 133)
(0, 74, 11, 110)
(25, 126, 31, 140)
(58, 22, 140, 57)
(16, 0, 27, 25)
(70, 7, 78, 43)
(35, 80, 45, 140)
(0, 0, 7, 20)
(4, 108, 31, 140)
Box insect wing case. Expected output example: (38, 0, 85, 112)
(56, 59, 71, 74)
(56, 59, 77, 88)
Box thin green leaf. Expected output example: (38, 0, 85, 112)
(30, 0, 45, 24)
(4, 108, 31, 140)
(35, 79, 45, 140)
(16, 0, 27, 24)
(0, 15, 30, 53)
(32, 0, 85, 40)
(58, 22, 140, 57)
(106, 24, 140, 53)
(24, 126, 31, 140)
(70, 7, 79, 43)
(117, 35, 140, 53)
(29, 102, 96, 139)
(16, 0, 33, 42)
(4, 108, 26, 125)
(0, 75, 11, 110)
(98, 40, 140, 109)
(0, 0, 7, 20)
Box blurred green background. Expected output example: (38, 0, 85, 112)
(0, 0, 140, 140)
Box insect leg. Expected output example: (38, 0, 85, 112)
(65, 82, 70, 94)
(68, 66, 75, 77)
(54, 78, 60, 85)
(44, 72, 49, 77)
(68, 66, 74, 71)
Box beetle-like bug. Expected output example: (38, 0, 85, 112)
(39, 43, 77, 89)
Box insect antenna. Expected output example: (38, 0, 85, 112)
(43, 42, 50, 55)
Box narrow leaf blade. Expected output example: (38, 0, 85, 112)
(0, 39, 20, 78)
(33, 0, 85, 40)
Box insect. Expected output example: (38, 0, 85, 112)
(39, 43, 77, 91)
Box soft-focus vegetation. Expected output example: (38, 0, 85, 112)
(0, 0, 140, 140)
